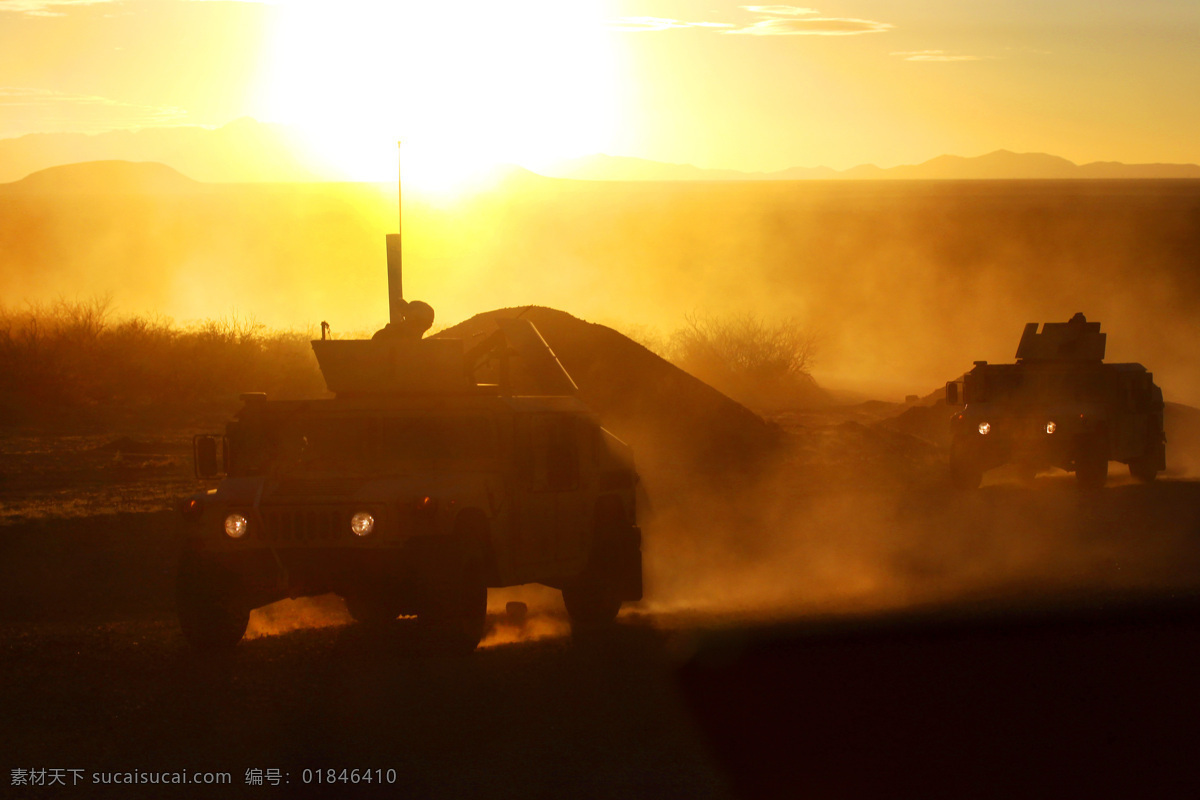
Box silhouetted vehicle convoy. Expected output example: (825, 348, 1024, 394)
(178, 163, 642, 653)
(945, 314, 1165, 489)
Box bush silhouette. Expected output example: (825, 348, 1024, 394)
(0, 299, 326, 421)
(665, 312, 822, 410)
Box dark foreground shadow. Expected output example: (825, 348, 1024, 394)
(677, 593, 1200, 800)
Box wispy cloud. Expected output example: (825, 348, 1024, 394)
(0, 87, 187, 129)
(1, 0, 275, 14)
(728, 17, 892, 36)
(609, 16, 734, 32)
(611, 6, 892, 37)
(741, 5, 820, 14)
(891, 50, 987, 62)
(0, 0, 116, 16)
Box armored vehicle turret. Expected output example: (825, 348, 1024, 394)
(177, 155, 642, 652)
(944, 314, 1165, 489)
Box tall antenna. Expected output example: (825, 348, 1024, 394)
(385, 141, 404, 323)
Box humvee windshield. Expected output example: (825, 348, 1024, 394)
(973, 367, 1112, 405)
(232, 413, 497, 475)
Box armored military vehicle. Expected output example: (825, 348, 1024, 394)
(177, 164, 642, 652)
(944, 314, 1165, 489)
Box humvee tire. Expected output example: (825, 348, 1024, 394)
(562, 513, 627, 629)
(1128, 456, 1159, 483)
(177, 553, 249, 651)
(1129, 440, 1164, 483)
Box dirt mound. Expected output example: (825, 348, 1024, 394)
(436, 307, 781, 481)
(878, 402, 954, 448)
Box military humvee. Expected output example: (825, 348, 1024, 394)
(944, 314, 1165, 490)
(177, 165, 642, 653)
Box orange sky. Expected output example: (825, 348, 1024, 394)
(1, 0, 1198, 181)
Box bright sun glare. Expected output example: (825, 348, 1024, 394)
(252, 0, 621, 192)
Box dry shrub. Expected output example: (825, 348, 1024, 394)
(665, 312, 823, 410)
(0, 298, 326, 422)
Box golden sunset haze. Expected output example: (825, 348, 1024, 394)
(1, 0, 1198, 187)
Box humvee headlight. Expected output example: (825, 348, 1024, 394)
(350, 512, 375, 537)
(978, 422, 991, 436)
(224, 513, 248, 539)
(1045, 421, 1057, 435)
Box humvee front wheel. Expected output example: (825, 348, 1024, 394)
(177, 553, 249, 651)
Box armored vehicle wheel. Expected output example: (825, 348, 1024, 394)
(1074, 439, 1109, 491)
(1129, 439, 1164, 483)
(417, 556, 488, 655)
(343, 592, 403, 627)
(177, 553, 249, 651)
(1128, 456, 1159, 483)
(562, 581, 622, 628)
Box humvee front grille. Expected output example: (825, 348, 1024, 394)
(259, 508, 346, 543)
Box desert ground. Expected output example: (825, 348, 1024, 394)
(3, 385, 1199, 798)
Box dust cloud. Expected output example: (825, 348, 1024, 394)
(246, 595, 350, 639)
(639, 464, 1200, 628)
(3, 168, 1198, 404)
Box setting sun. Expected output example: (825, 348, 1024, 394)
(250, 0, 622, 190)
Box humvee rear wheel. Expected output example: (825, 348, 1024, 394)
(562, 581, 622, 628)
(1128, 439, 1164, 483)
(1128, 456, 1159, 483)
(417, 557, 487, 655)
(177, 553, 249, 651)
(562, 515, 627, 629)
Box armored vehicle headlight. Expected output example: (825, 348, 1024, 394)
(978, 422, 991, 435)
(224, 513, 248, 539)
(1045, 421, 1057, 435)
(351, 512, 375, 537)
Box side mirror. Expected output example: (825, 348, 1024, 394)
(945, 381, 959, 406)
(193, 435, 225, 479)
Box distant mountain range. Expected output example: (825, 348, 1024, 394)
(543, 150, 1200, 181)
(1, 118, 1197, 183)
(0, 160, 199, 193)
(0, 118, 317, 183)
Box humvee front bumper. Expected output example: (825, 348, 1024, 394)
(951, 416, 1098, 471)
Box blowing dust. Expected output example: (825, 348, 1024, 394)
(4, 176, 1199, 405)
(246, 594, 351, 639)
